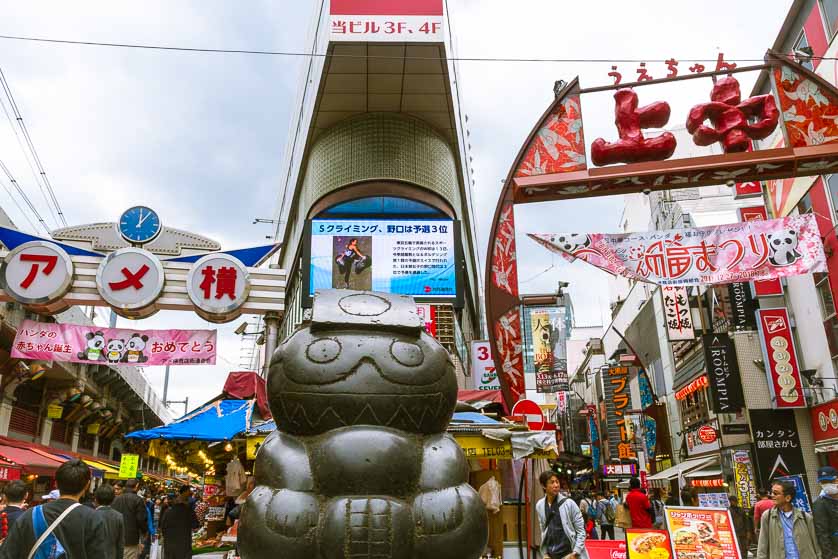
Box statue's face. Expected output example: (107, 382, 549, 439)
(268, 325, 457, 436)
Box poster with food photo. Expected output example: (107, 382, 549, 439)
(626, 529, 672, 559)
(665, 507, 742, 559)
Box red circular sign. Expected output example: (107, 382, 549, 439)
(511, 399, 545, 431)
(698, 425, 718, 444)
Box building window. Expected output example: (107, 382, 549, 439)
(678, 385, 710, 428)
(815, 273, 838, 372)
(827, 175, 838, 217)
(798, 192, 814, 215)
(795, 31, 815, 71)
(820, 0, 838, 38)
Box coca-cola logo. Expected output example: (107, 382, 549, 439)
(698, 425, 717, 444)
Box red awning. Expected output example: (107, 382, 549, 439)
(0, 444, 65, 476)
(457, 390, 508, 413)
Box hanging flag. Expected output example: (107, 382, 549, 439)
(528, 213, 825, 286)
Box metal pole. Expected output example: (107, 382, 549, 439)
(262, 312, 280, 378)
(184, 397, 189, 416)
(162, 365, 170, 404)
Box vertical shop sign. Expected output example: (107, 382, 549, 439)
(727, 282, 758, 331)
(118, 454, 140, 479)
(663, 286, 695, 340)
(702, 333, 745, 413)
(471, 341, 499, 390)
(603, 366, 636, 460)
(756, 308, 806, 408)
(731, 449, 758, 509)
(557, 390, 568, 415)
(589, 412, 601, 471)
(749, 409, 806, 487)
(415, 304, 436, 337)
(531, 310, 568, 392)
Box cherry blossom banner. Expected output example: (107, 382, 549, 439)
(528, 214, 825, 286)
(11, 319, 216, 366)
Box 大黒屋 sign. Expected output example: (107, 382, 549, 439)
(11, 320, 216, 366)
(529, 214, 825, 287)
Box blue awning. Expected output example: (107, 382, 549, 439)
(248, 420, 276, 435)
(125, 400, 254, 442)
(450, 412, 502, 425)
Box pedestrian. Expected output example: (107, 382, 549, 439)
(650, 488, 665, 529)
(756, 479, 819, 559)
(813, 465, 838, 559)
(95, 483, 125, 559)
(665, 489, 680, 507)
(113, 478, 148, 559)
(579, 492, 597, 539)
(0, 458, 105, 558)
(625, 477, 653, 529)
(534, 471, 588, 559)
(728, 494, 750, 559)
(595, 491, 616, 540)
(160, 485, 194, 559)
(0, 480, 27, 539)
(41, 489, 60, 503)
(754, 488, 774, 538)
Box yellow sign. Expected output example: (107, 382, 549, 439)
(47, 404, 63, 419)
(118, 453, 140, 479)
(86, 423, 100, 435)
(455, 435, 557, 460)
(247, 436, 266, 460)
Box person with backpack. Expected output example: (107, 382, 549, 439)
(595, 492, 616, 540)
(650, 488, 665, 529)
(579, 493, 597, 540)
(0, 459, 105, 559)
(535, 471, 589, 558)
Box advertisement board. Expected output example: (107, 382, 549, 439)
(749, 409, 806, 487)
(698, 493, 730, 508)
(755, 308, 805, 408)
(603, 366, 636, 460)
(586, 540, 626, 559)
(685, 420, 721, 457)
(662, 287, 695, 340)
(731, 449, 757, 509)
(330, 0, 444, 43)
(737, 205, 784, 296)
(529, 308, 569, 393)
(665, 507, 743, 559)
(625, 529, 672, 558)
(702, 334, 745, 414)
(305, 219, 461, 305)
(811, 398, 838, 445)
(471, 341, 499, 391)
(727, 282, 758, 331)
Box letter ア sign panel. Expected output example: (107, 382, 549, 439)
(756, 308, 806, 408)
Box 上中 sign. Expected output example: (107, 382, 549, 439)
(663, 286, 695, 340)
(727, 282, 758, 331)
(471, 341, 499, 391)
(602, 463, 636, 477)
(812, 398, 838, 444)
(665, 506, 743, 559)
(756, 308, 805, 408)
(308, 218, 458, 300)
(731, 449, 757, 509)
(11, 320, 216, 367)
(529, 214, 826, 287)
(118, 453, 140, 479)
(749, 409, 806, 487)
(330, 0, 444, 43)
(702, 334, 745, 414)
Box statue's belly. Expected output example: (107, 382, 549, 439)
(309, 426, 422, 497)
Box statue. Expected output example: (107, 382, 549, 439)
(238, 290, 488, 559)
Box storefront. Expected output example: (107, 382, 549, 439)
(811, 398, 838, 469)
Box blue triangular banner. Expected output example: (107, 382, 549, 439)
(0, 227, 105, 257)
(164, 244, 280, 267)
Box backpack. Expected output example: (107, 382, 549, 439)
(28, 503, 79, 559)
(603, 500, 616, 524)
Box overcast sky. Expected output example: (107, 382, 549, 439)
(1, 0, 793, 414)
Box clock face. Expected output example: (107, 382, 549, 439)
(118, 206, 162, 244)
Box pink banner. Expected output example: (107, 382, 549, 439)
(528, 214, 826, 286)
(11, 320, 216, 366)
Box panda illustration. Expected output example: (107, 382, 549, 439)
(123, 334, 149, 364)
(767, 229, 802, 267)
(551, 233, 591, 255)
(105, 339, 126, 364)
(77, 331, 106, 361)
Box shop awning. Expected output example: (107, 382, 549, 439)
(647, 456, 718, 482)
(87, 460, 122, 479)
(457, 390, 507, 412)
(454, 434, 557, 460)
(125, 399, 254, 442)
(450, 412, 502, 425)
(0, 444, 65, 476)
(684, 467, 723, 479)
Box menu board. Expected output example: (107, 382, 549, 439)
(626, 529, 672, 558)
(697, 493, 730, 509)
(665, 507, 743, 559)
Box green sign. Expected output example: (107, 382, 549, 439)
(118, 454, 139, 479)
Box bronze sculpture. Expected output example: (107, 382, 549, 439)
(239, 290, 488, 558)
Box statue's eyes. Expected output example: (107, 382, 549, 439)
(390, 341, 424, 367)
(306, 338, 341, 364)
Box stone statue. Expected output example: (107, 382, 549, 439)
(239, 290, 488, 559)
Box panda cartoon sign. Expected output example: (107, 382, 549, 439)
(528, 213, 826, 287)
(12, 320, 217, 366)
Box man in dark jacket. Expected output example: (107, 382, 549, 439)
(814, 465, 838, 559)
(0, 459, 105, 558)
(113, 478, 148, 559)
(96, 484, 125, 559)
(160, 485, 193, 559)
(1, 479, 27, 536)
